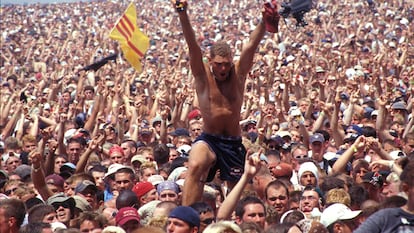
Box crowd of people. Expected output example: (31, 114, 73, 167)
(0, 0, 414, 232)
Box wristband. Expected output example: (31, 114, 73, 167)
(32, 165, 41, 173)
(351, 145, 358, 153)
(176, 1, 186, 12)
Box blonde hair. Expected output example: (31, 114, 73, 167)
(325, 188, 351, 207)
(203, 221, 242, 233)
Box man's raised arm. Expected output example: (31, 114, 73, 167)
(174, 0, 205, 77)
(238, 1, 279, 77)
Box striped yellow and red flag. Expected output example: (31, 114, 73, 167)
(109, 3, 149, 72)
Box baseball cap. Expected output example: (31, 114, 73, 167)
(315, 66, 325, 73)
(73, 195, 92, 212)
(47, 193, 75, 209)
(131, 155, 146, 165)
(148, 175, 165, 186)
(188, 109, 202, 120)
(177, 144, 191, 157)
(169, 206, 200, 228)
(116, 207, 140, 226)
(14, 165, 31, 180)
(320, 203, 361, 227)
(362, 171, 386, 188)
(104, 163, 131, 179)
(75, 180, 97, 194)
(169, 128, 190, 137)
(132, 181, 155, 199)
(310, 133, 325, 144)
(45, 174, 65, 189)
(391, 101, 407, 111)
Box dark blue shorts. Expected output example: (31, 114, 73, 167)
(195, 133, 246, 182)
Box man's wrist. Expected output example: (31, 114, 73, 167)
(32, 165, 41, 173)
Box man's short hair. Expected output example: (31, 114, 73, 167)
(28, 204, 55, 223)
(265, 180, 289, 200)
(75, 211, 108, 229)
(0, 198, 26, 228)
(400, 160, 414, 187)
(210, 41, 232, 58)
(235, 196, 265, 219)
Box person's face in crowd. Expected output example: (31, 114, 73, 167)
(0, 207, 12, 233)
(266, 186, 289, 216)
(78, 186, 98, 208)
(238, 203, 266, 229)
(102, 207, 117, 226)
(300, 171, 317, 187)
(84, 89, 94, 100)
(53, 202, 72, 224)
(298, 101, 309, 113)
(140, 167, 156, 182)
(110, 151, 125, 165)
(309, 141, 324, 161)
(153, 121, 161, 133)
(300, 190, 321, 213)
(66, 142, 82, 164)
(292, 148, 308, 162)
(381, 180, 401, 198)
(141, 189, 158, 204)
(46, 182, 63, 194)
(115, 172, 134, 191)
(169, 148, 180, 162)
(264, 103, 275, 115)
(159, 190, 179, 203)
(121, 142, 136, 162)
(190, 122, 203, 139)
(332, 220, 357, 233)
(7, 174, 21, 182)
(80, 220, 102, 233)
(54, 156, 67, 174)
(167, 217, 197, 233)
(62, 92, 71, 104)
(176, 136, 191, 148)
(42, 211, 58, 223)
(403, 138, 414, 155)
(65, 182, 77, 197)
(120, 219, 140, 233)
(91, 171, 105, 191)
(104, 126, 117, 141)
(382, 142, 397, 153)
(6, 156, 21, 173)
(353, 166, 369, 184)
(290, 130, 301, 143)
(271, 124, 279, 136)
(4, 183, 20, 197)
(199, 210, 215, 233)
(23, 141, 37, 153)
(142, 151, 154, 162)
(209, 55, 233, 82)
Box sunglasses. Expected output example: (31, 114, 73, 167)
(52, 201, 71, 210)
(201, 218, 215, 225)
(4, 187, 17, 196)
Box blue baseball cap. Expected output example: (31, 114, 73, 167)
(169, 206, 200, 228)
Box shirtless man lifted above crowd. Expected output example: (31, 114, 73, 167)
(172, 0, 280, 205)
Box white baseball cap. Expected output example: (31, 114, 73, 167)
(320, 203, 361, 227)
